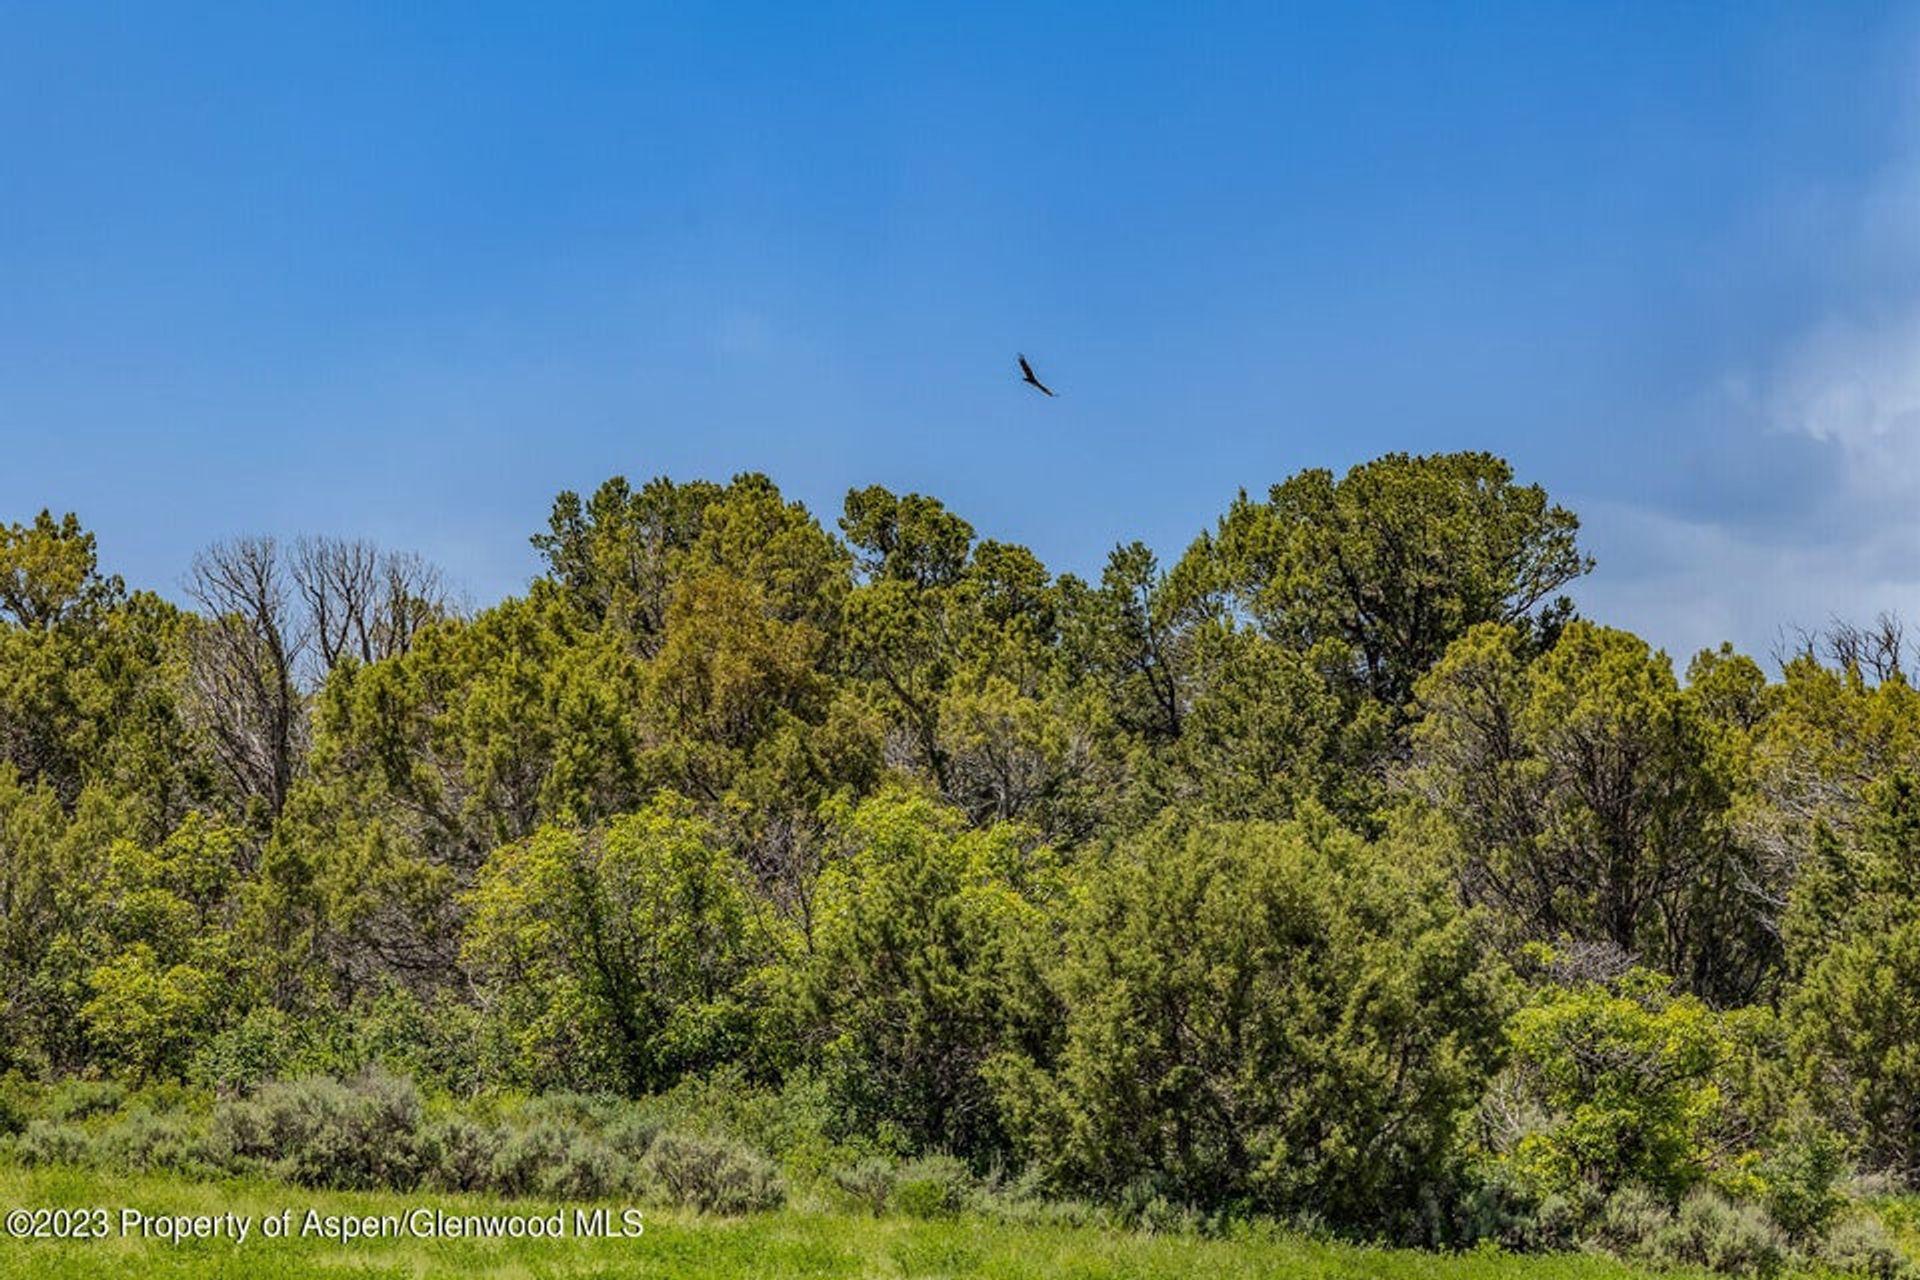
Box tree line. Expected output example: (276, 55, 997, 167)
(5, 451, 1920, 1252)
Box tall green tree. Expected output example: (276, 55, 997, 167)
(1778, 775, 1920, 1178)
(841, 488, 1116, 841)
(1409, 621, 1770, 1002)
(0, 512, 209, 835)
(531, 475, 724, 651)
(1173, 451, 1590, 715)
(991, 812, 1508, 1236)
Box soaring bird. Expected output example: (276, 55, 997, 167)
(1017, 354, 1056, 397)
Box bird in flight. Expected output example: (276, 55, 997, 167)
(1017, 354, 1056, 397)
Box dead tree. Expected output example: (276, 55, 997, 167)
(292, 535, 450, 680)
(186, 537, 307, 819)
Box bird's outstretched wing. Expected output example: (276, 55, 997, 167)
(1017, 354, 1056, 397)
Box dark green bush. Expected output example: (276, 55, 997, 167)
(191, 1008, 297, 1093)
(39, 1079, 126, 1124)
(803, 792, 1060, 1164)
(893, 1153, 971, 1219)
(1760, 1117, 1848, 1242)
(650, 1068, 869, 1182)
(991, 814, 1509, 1240)
(0, 1078, 30, 1137)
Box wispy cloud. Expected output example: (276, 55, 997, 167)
(1575, 496, 1920, 666)
(1771, 305, 1920, 496)
(1576, 146, 1920, 666)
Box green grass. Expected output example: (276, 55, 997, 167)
(0, 1165, 1720, 1280)
(1873, 1197, 1920, 1259)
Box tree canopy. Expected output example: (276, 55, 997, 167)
(3, 452, 1916, 1252)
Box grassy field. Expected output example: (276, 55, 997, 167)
(0, 1165, 1725, 1280)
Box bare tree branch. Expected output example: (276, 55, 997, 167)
(292, 536, 452, 681)
(185, 537, 307, 819)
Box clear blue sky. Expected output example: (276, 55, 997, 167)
(4, 3, 1919, 660)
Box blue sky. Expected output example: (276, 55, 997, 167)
(4, 3, 1918, 662)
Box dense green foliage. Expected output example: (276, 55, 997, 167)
(990, 813, 1506, 1236)
(5, 451, 1920, 1274)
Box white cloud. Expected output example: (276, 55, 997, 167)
(1573, 497, 1920, 667)
(1575, 127, 1920, 668)
(1581, 295, 1920, 666)
(1771, 306, 1920, 495)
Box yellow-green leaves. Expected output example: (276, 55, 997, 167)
(804, 788, 1062, 1159)
(1498, 963, 1739, 1200)
(461, 795, 768, 1095)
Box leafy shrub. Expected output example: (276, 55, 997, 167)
(418, 1113, 498, 1193)
(346, 986, 490, 1095)
(1502, 967, 1731, 1200)
(992, 814, 1508, 1240)
(9, 1120, 93, 1167)
(642, 1130, 786, 1214)
(831, 1156, 897, 1214)
(1819, 1215, 1914, 1280)
(544, 1132, 627, 1199)
(81, 946, 221, 1082)
(806, 791, 1062, 1163)
(651, 1067, 875, 1183)
(191, 1007, 297, 1093)
(1759, 1117, 1848, 1241)
(1589, 1184, 1673, 1260)
(893, 1153, 971, 1219)
(0, 1078, 30, 1137)
(95, 1110, 211, 1174)
(1647, 1189, 1793, 1278)
(213, 1068, 422, 1189)
(39, 1079, 126, 1123)
(463, 800, 763, 1096)
(489, 1120, 575, 1197)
